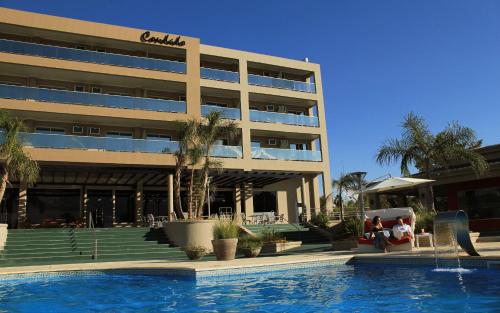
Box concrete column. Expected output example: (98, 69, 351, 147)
(168, 174, 174, 220)
(243, 182, 254, 217)
(135, 181, 143, 225)
(322, 171, 333, 210)
(186, 39, 201, 118)
(309, 175, 321, 211)
(234, 185, 242, 225)
(17, 182, 28, 228)
(301, 177, 310, 221)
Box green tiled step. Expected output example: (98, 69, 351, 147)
(2, 245, 179, 257)
(4, 241, 165, 251)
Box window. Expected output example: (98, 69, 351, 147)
(72, 126, 84, 134)
(266, 104, 274, 112)
(74, 85, 85, 92)
(106, 131, 133, 138)
(35, 127, 65, 134)
(89, 127, 100, 135)
(214, 139, 228, 146)
(146, 134, 171, 141)
(39, 85, 68, 91)
(91, 87, 102, 93)
(290, 143, 305, 150)
(75, 45, 88, 50)
(96, 48, 106, 53)
(179, 96, 186, 101)
(278, 105, 287, 113)
(268, 138, 276, 146)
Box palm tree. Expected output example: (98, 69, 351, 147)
(0, 111, 39, 205)
(186, 143, 203, 219)
(172, 120, 197, 219)
(332, 173, 356, 221)
(194, 111, 238, 218)
(376, 112, 488, 211)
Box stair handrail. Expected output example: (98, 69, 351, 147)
(88, 212, 98, 259)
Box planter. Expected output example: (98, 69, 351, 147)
(261, 241, 302, 254)
(184, 247, 206, 260)
(164, 220, 215, 252)
(240, 246, 262, 258)
(331, 239, 357, 251)
(212, 238, 238, 261)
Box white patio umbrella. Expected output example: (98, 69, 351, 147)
(363, 177, 434, 194)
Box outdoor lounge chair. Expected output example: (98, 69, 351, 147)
(357, 207, 416, 253)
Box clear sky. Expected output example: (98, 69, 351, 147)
(1, 0, 499, 184)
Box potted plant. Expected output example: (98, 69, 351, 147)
(212, 219, 239, 261)
(238, 236, 263, 258)
(183, 245, 207, 260)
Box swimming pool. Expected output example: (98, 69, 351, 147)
(0, 264, 499, 312)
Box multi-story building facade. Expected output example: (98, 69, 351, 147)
(0, 7, 331, 228)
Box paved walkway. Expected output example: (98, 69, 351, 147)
(0, 242, 498, 276)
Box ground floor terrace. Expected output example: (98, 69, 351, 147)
(1, 165, 324, 229)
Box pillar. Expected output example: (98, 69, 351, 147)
(17, 182, 27, 228)
(301, 177, 310, 221)
(168, 174, 174, 220)
(234, 185, 242, 225)
(112, 188, 116, 227)
(243, 182, 254, 217)
(309, 175, 321, 211)
(82, 187, 88, 226)
(135, 181, 143, 225)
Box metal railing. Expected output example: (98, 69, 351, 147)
(248, 74, 316, 93)
(0, 38, 186, 73)
(200, 67, 239, 83)
(0, 84, 187, 113)
(249, 110, 319, 127)
(88, 213, 98, 260)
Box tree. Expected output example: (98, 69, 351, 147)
(0, 111, 39, 205)
(376, 112, 488, 211)
(172, 120, 197, 219)
(194, 111, 238, 218)
(331, 173, 356, 221)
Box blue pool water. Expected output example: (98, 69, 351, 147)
(0, 264, 499, 313)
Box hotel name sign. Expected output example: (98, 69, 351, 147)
(140, 31, 186, 47)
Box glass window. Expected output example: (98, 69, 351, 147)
(106, 131, 133, 138)
(146, 133, 171, 140)
(35, 127, 65, 134)
(458, 187, 500, 219)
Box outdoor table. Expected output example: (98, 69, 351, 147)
(415, 233, 433, 248)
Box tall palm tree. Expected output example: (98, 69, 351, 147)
(186, 143, 203, 219)
(172, 120, 197, 219)
(376, 112, 488, 211)
(0, 111, 39, 205)
(195, 111, 238, 218)
(332, 173, 356, 221)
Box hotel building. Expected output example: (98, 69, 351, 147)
(0, 7, 331, 228)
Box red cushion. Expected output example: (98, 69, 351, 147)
(364, 217, 411, 233)
(358, 236, 412, 245)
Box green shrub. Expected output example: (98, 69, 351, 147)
(260, 227, 285, 243)
(415, 210, 435, 233)
(238, 236, 263, 249)
(343, 217, 363, 237)
(213, 219, 239, 239)
(310, 212, 329, 228)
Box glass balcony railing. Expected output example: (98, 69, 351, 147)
(248, 74, 316, 93)
(0, 38, 186, 74)
(17, 132, 180, 154)
(8, 131, 243, 158)
(210, 145, 242, 158)
(201, 105, 241, 120)
(201, 67, 239, 83)
(250, 110, 319, 127)
(251, 147, 322, 162)
(0, 84, 187, 113)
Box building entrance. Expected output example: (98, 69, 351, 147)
(87, 190, 113, 227)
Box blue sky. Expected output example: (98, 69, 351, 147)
(2, 0, 499, 184)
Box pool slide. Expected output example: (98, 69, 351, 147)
(434, 210, 480, 256)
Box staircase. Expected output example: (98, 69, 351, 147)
(0, 227, 186, 267)
(244, 223, 331, 244)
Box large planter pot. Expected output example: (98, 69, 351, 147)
(261, 241, 302, 254)
(164, 220, 215, 252)
(240, 246, 262, 258)
(212, 238, 238, 261)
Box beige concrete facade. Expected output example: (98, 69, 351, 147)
(0, 7, 331, 226)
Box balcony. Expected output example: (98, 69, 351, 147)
(0, 84, 187, 113)
(201, 104, 240, 120)
(18, 132, 180, 154)
(201, 67, 239, 83)
(250, 110, 319, 127)
(0, 38, 186, 74)
(251, 147, 321, 162)
(248, 74, 316, 93)
(12, 132, 242, 158)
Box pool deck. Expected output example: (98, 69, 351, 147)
(0, 242, 498, 276)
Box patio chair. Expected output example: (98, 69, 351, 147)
(147, 214, 163, 228)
